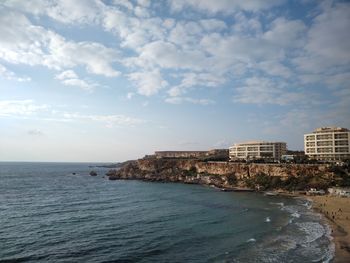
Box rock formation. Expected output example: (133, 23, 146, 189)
(107, 158, 342, 191)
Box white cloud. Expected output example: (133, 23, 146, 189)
(0, 99, 146, 127)
(168, 21, 203, 47)
(137, 0, 151, 8)
(262, 17, 306, 48)
(0, 10, 120, 77)
(258, 60, 292, 78)
(62, 112, 146, 127)
(27, 129, 44, 136)
(168, 72, 226, 97)
(232, 12, 262, 35)
(55, 70, 78, 80)
(0, 64, 31, 82)
(3, 0, 102, 25)
(199, 19, 227, 32)
(55, 70, 95, 91)
(233, 77, 305, 106)
(47, 36, 121, 77)
(133, 40, 207, 71)
(128, 70, 168, 96)
(126, 92, 135, 99)
(111, 0, 133, 10)
(306, 3, 350, 65)
(134, 6, 150, 18)
(0, 100, 49, 116)
(165, 97, 215, 105)
(169, 0, 284, 13)
(293, 2, 350, 74)
(61, 79, 94, 91)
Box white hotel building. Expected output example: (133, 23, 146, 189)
(229, 141, 287, 161)
(304, 127, 350, 161)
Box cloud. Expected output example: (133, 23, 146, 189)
(306, 3, 350, 64)
(165, 97, 215, 105)
(0, 100, 49, 117)
(168, 72, 226, 97)
(169, 0, 284, 13)
(0, 9, 120, 77)
(293, 2, 350, 74)
(0, 99, 146, 128)
(3, 0, 103, 25)
(199, 19, 227, 31)
(1, 0, 349, 117)
(55, 70, 78, 80)
(62, 112, 146, 127)
(111, 0, 134, 10)
(131, 40, 207, 71)
(55, 70, 96, 91)
(126, 92, 135, 99)
(128, 70, 168, 96)
(27, 129, 44, 136)
(0, 63, 31, 82)
(262, 17, 306, 48)
(257, 60, 292, 79)
(233, 77, 305, 106)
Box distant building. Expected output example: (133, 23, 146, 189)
(154, 149, 229, 160)
(304, 127, 350, 161)
(328, 187, 350, 197)
(155, 151, 207, 159)
(229, 141, 287, 161)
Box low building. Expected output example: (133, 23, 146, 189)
(307, 188, 326, 195)
(155, 151, 207, 159)
(229, 141, 287, 161)
(154, 149, 229, 160)
(281, 150, 307, 163)
(304, 127, 350, 161)
(328, 187, 350, 197)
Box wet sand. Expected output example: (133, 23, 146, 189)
(309, 195, 350, 263)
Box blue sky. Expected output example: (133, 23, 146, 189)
(0, 0, 349, 162)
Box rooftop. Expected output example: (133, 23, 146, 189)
(231, 141, 286, 146)
(313, 127, 349, 133)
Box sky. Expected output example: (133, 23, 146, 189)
(0, 0, 349, 162)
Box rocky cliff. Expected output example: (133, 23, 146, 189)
(107, 158, 339, 191)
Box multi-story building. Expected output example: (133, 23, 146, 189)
(304, 127, 350, 161)
(229, 141, 287, 161)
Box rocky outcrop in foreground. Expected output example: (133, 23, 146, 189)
(107, 159, 343, 191)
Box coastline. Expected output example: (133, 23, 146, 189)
(308, 195, 350, 263)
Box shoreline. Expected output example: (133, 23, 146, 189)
(307, 195, 350, 263)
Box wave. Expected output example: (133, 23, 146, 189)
(246, 238, 256, 243)
(270, 202, 284, 207)
(296, 222, 326, 243)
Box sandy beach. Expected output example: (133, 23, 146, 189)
(309, 195, 350, 263)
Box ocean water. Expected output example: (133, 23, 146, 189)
(0, 162, 334, 263)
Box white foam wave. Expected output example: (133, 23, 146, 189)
(270, 202, 284, 207)
(247, 238, 256, 243)
(296, 222, 325, 243)
(265, 217, 271, 223)
(291, 212, 300, 218)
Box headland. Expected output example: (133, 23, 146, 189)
(107, 157, 350, 262)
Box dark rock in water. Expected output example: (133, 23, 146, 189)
(89, 171, 97, 176)
(72, 172, 76, 175)
(108, 176, 118, 180)
(106, 169, 117, 177)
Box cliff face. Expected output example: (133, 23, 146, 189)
(108, 159, 336, 190)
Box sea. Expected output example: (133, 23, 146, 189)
(0, 162, 334, 263)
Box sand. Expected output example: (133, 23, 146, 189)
(309, 195, 350, 263)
